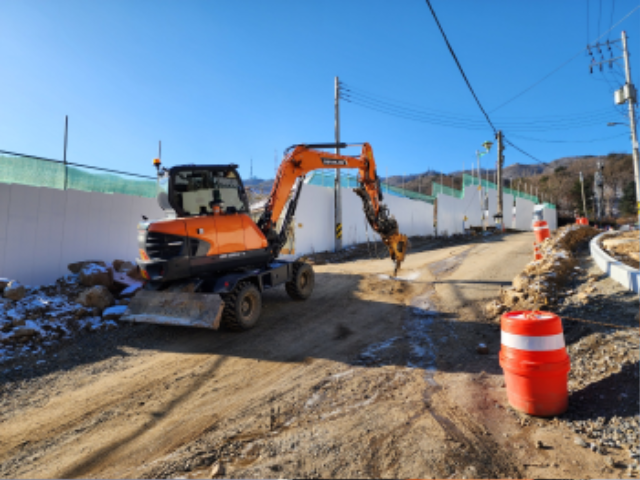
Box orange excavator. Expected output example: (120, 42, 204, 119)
(122, 143, 407, 331)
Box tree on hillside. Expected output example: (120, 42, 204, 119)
(619, 180, 637, 216)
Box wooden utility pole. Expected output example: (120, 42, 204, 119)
(496, 131, 504, 231)
(334, 76, 342, 251)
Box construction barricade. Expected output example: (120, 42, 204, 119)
(499, 311, 570, 416)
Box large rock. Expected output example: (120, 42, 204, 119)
(3, 281, 25, 301)
(113, 260, 136, 273)
(0, 278, 10, 293)
(77, 286, 114, 311)
(79, 264, 113, 288)
(68, 260, 106, 274)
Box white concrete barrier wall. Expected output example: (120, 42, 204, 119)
(292, 184, 334, 255)
(487, 189, 497, 222)
(462, 186, 483, 228)
(437, 194, 464, 236)
(292, 185, 434, 255)
(514, 197, 535, 231)
(503, 194, 514, 228)
(543, 207, 558, 231)
(590, 232, 639, 293)
(0, 183, 164, 286)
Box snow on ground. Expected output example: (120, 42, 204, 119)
(0, 275, 120, 365)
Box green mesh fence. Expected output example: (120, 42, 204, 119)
(307, 171, 435, 204)
(462, 173, 496, 191)
(462, 173, 544, 205)
(0, 153, 157, 198)
(431, 181, 463, 199)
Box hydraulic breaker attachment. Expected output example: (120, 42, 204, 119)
(382, 232, 408, 276)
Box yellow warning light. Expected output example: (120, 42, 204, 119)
(153, 158, 161, 166)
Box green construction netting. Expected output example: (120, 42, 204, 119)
(0, 154, 157, 198)
(461, 173, 541, 204)
(462, 173, 496, 191)
(307, 171, 434, 204)
(431, 181, 463, 199)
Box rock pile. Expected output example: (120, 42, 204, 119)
(485, 225, 599, 317)
(0, 259, 143, 364)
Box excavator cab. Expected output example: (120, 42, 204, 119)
(157, 165, 250, 218)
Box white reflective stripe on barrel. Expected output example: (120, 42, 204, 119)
(501, 331, 565, 351)
(533, 226, 549, 231)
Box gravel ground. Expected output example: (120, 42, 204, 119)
(536, 242, 639, 476)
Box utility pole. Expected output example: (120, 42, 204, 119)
(63, 115, 68, 190)
(334, 76, 342, 251)
(621, 31, 640, 228)
(580, 171, 587, 217)
(496, 131, 505, 231)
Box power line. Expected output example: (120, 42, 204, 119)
(508, 131, 629, 144)
(608, 0, 616, 41)
(503, 138, 546, 165)
(490, 3, 640, 114)
(424, 0, 496, 133)
(597, 0, 602, 42)
(342, 83, 619, 130)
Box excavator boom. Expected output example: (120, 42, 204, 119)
(257, 143, 408, 274)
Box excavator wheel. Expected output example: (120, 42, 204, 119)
(285, 262, 315, 300)
(221, 282, 262, 331)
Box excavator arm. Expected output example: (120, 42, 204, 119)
(257, 142, 408, 275)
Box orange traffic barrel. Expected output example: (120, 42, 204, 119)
(533, 242, 542, 260)
(533, 220, 550, 244)
(581, 217, 589, 225)
(499, 311, 570, 416)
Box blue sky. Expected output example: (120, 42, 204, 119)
(1, 0, 639, 182)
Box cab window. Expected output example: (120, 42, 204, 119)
(172, 169, 248, 216)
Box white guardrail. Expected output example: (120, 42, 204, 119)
(590, 231, 639, 293)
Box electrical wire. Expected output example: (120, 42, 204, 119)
(608, 0, 616, 41)
(490, 3, 640, 114)
(508, 131, 629, 143)
(342, 83, 619, 129)
(424, 0, 497, 133)
(503, 138, 546, 164)
(597, 0, 602, 43)
(342, 90, 620, 132)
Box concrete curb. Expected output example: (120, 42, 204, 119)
(590, 231, 639, 293)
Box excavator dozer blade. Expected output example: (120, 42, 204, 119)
(121, 290, 225, 330)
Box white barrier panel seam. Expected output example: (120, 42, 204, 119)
(501, 331, 565, 351)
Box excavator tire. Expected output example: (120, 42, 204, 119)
(221, 282, 262, 331)
(285, 262, 315, 300)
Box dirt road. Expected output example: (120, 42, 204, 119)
(0, 232, 631, 478)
